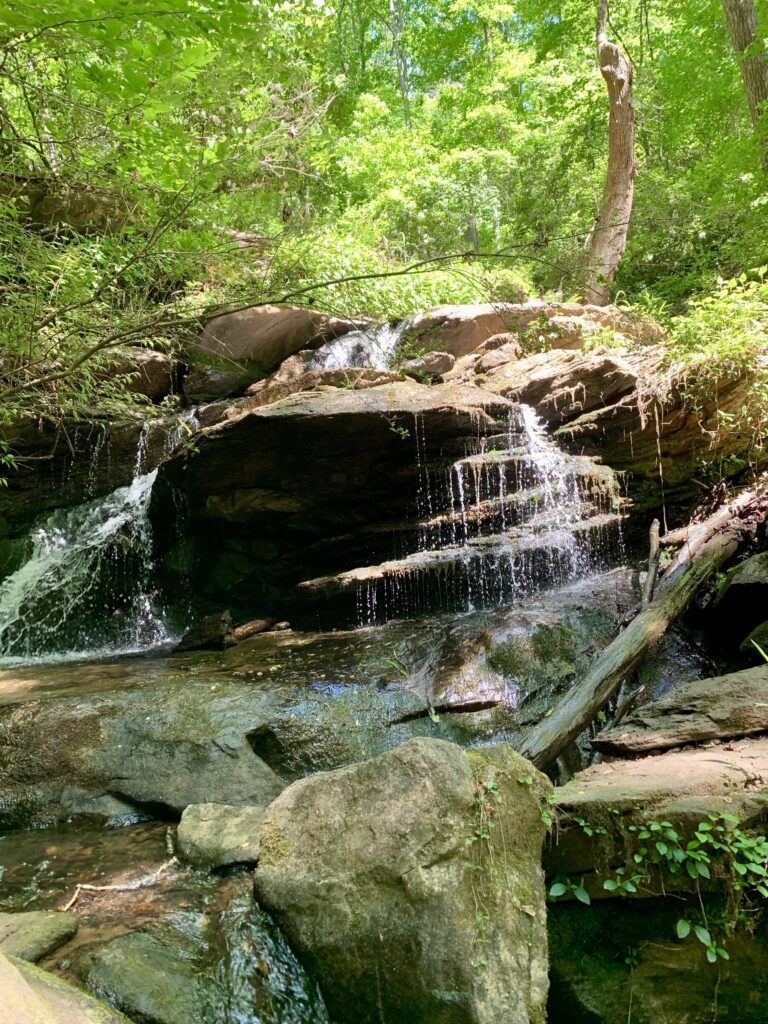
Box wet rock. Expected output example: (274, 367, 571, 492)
(0, 910, 78, 963)
(0, 951, 130, 1023)
(73, 890, 329, 1024)
(401, 350, 455, 379)
(176, 803, 265, 867)
(151, 380, 516, 615)
(254, 737, 551, 1024)
(240, 367, 405, 411)
(175, 611, 233, 652)
(82, 931, 200, 1024)
(593, 665, 768, 756)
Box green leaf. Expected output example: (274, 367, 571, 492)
(676, 919, 691, 939)
(694, 926, 711, 946)
(548, 882, 567, 898)
(573, 886, 591, 906)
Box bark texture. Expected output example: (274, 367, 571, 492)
(722, 0, 768, 167)
(585, 0, 636, 305)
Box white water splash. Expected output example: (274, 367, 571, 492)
(305, 322, 406, 371)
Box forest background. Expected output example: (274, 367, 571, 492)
(0, 0, 767, 437)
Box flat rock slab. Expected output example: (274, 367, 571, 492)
(547, 737, 768, 880)
(0, 910, 78, 962)
(0, 951, 130, 1024)
(593, 665, 768, 755)
(176, 803, 266, 867)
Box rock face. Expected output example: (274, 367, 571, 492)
(254, 737, 551, 1024)
(176, 802, 265, 867)
(0, 911, 78, 963)
(593, 665, 768, 755)
(175, 610, 233, 652)
(0, 951, 130, 1024)
(151, 380, 521, 616)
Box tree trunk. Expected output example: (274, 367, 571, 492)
(585, 0, 636, 305)
(388, 0, 411, 129)
(722, 0, 768, 168)
(517, 526, 744, 769)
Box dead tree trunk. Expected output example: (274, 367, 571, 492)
(518, 527, 744, 770)
(722, 0, 768, 169)
(585, 0, 636, 305)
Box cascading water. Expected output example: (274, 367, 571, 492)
(0, 419, 195, 665)
(302, 403, 624, 624)
(304, 321, 406, 371)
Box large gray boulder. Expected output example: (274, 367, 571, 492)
(254, 737, 551, 1024)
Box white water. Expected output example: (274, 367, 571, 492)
(304, 322, 406, 371)
(0, 419, 197, 666)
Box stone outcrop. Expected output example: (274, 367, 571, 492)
(716, 551, 768, 641)
(550, 901, 768, 1024)
(593, 665, 768, 755)
(0, 911, 78, 963)
(111, 348, 178, 403)
(545, 737, 768, 886)
(254, 737, 551, 1024)
(176, 802, 265, 867)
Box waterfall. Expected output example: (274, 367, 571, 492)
(0, 420, 193, 665)
(304, 322, 406, 371)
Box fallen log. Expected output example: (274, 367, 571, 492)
(518, 524, 747, 769)
(641, 518, 660, 608)
(659, 477, 767, 582)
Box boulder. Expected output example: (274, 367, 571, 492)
(176, 802, 265, 867)
(174, 610, 233, 652)
(254, 737, 551, 1024)
(113, 349, 177, 403)
(192, 305, 358, 378)
(0, 951, 130, 1024)
(401, 351, 455, 379)
(0, 911, 78, 963)
(480, 348, 639, 427)
(593, 665, 768, 756)
(182, 365, 250, 403)
(407, 302, 647, 359)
